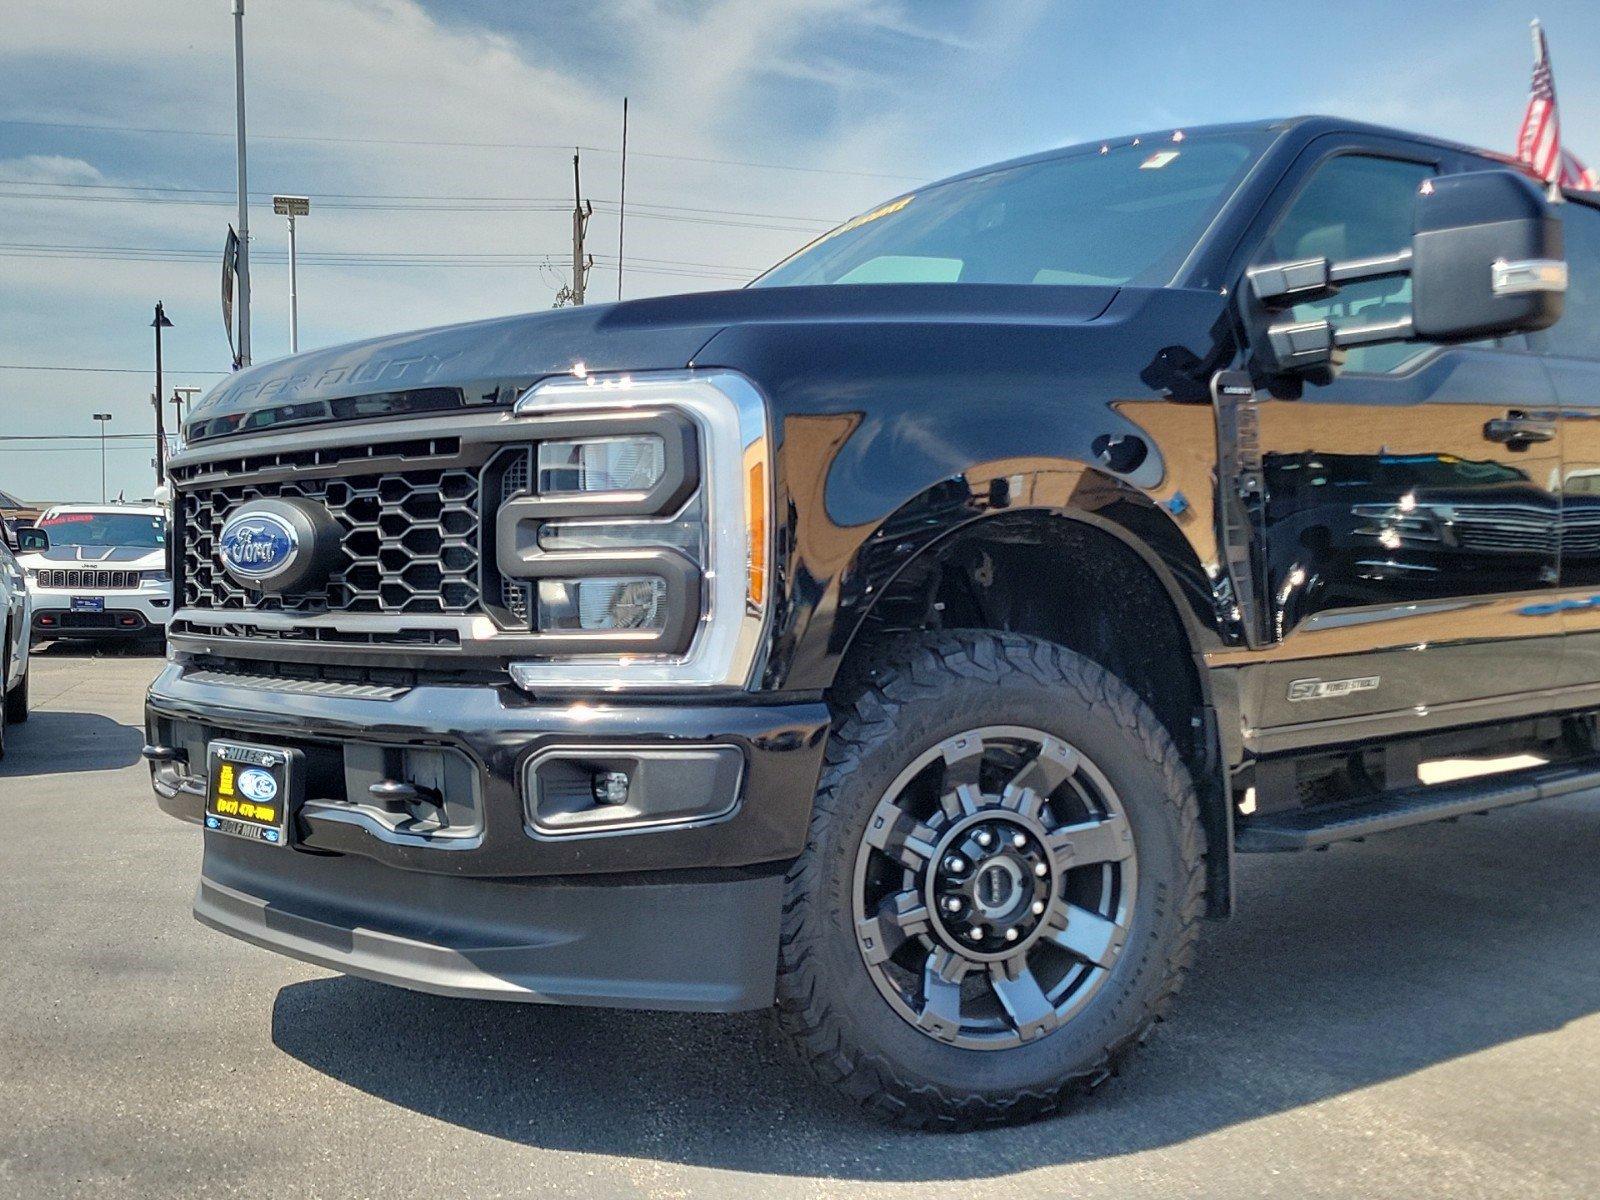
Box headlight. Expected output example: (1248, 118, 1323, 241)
(536, 576, 669, 632)
(143, 570, 172, 584)
(500, 370, 772, 690)
(537, 436, 666, 495)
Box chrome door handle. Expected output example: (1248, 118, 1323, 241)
(1483, 414, 1556, 445)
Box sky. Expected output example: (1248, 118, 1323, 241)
(1, 0, 1598, 503)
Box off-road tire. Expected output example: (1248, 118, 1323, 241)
(772, 630, 1204, 1128)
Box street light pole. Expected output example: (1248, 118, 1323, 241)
(273, 196, 310, 352)
(232, 0, 252, 366)
(151, 302, 173, 484)
(92, 414, 113, 503)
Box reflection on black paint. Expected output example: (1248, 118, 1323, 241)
(1263, 450, 1560, 630)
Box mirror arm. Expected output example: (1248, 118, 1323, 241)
(1328, 247, 1413, 286)
(1333, 314, 1414, 347)
(1249, 248, 1415, 309)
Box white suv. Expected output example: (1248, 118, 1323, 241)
(19, 505, 172, 646)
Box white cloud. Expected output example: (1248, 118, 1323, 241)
(0, 0, 1038, 501)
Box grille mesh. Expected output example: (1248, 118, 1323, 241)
(37, 569, 142, 590)
(499, 448, 532, 624)
(181, 467, 482, 614)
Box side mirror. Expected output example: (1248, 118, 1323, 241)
(1412, 169, 1565, 340)
(16, 527, 49, 553)
(1245, 168, 1567, 376)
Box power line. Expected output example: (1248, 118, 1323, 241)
(0, 176, 844, 224)
(0, 363, 227, 376)
(0, 433, 153, 441)
(0, 188, 831, 234)
(0, 241, 758, 280)
(0, 115, 922, 182)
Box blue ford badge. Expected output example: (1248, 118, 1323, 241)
(219, 509, 299, 583)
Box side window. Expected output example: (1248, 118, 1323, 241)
(1539, 200, 1600, 360)
(1260, 154, 1435, 374)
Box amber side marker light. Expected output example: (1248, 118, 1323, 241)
(746, 458, 767, 609)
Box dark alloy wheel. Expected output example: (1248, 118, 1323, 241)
(854, 725, 1136, 1049)
(774, 631, 1204, 1128)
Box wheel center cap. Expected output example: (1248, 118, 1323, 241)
(926, 810, 1054, 960)
(974, 859, 1022, 918)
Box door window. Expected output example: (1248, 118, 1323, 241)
(1536, 199, 1600, 360)
(1260, 154, 1435, 374)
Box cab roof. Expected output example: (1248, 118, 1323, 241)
(921, 115, 1534, 194)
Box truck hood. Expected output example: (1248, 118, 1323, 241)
(183, 284, 1119, 443)
(20, 545, 165, 569)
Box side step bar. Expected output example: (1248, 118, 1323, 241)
(1236, 759, 1600, 853)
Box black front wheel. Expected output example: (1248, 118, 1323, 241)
(774, 631, 1204, 1127)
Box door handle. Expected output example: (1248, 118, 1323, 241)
(1483, 413, 1557, 445)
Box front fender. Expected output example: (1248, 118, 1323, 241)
(691, 287, 1245, 694)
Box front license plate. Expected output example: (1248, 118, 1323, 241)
(204, 741, 301, 847)
(71, 596, 104, 612)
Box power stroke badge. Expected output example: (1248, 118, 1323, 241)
(1287, 676, 1381, 702)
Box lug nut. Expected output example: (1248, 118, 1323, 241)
(967, 927, 984, 941)
(944, 855, 966, 873)
(943, 896, 963, 913)
(1031, 900, 1046, 916)
(1012, 833, 1027, 849)
(975, 829, 993, 848)
(1034, 862, 1048, 877)
(1004, 927, 1019, 942)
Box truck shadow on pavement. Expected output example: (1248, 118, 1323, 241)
(0, 709, 143, 778)
(271, 796, 1600, 1178)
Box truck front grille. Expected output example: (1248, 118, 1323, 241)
(181, 466, 483, 615)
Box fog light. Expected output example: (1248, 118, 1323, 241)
(591, 770, 630, 805)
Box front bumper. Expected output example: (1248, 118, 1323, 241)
(32, 586, 171, 637)
(146, 662, 830, 1010)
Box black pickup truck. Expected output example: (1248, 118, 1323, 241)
(146, 115, 1600, 1127)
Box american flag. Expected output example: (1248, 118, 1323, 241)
(1516, 20, 1598, 191)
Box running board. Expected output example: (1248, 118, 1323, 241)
(1236, 759, 1600, 852)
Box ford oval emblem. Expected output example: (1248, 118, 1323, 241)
(219, 509, 299, 584)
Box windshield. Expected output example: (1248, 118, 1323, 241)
(753, 131, 1269, 290)
(39, 511, 167, 549)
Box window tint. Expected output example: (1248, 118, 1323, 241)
(1539, 200, 1600, 360)
(1262, 154, 1434, 374)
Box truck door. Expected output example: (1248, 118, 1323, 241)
(1532, 195, 1600, 691)
(1232, 139, 1564, 749)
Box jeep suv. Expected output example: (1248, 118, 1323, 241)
(146, 116, 1599, 1126)
(23, 505, 173, 644)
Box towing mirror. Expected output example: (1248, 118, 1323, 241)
(16, 526, 49, 552)
(1245, 168, 1566, 376)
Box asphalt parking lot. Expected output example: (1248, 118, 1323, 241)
(2, 649, 1599, 1199)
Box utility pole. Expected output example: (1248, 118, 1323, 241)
(571, 151, 593, 305)
(273, 196, 310, 352)
(92, 414, 113, 503)
(232, 0, 252, 365)
(151, 302, 173, 484)
(617, 97, 628, 300)
(171, 386, 201, 455)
